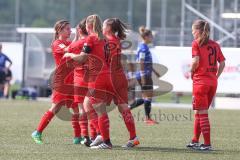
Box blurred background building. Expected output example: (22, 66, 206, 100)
(0, 0, 239, 97)
(1, 0, 240, 46)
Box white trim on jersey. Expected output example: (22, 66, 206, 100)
(139, 51, 146, 60)
(59, 44, 66, 49)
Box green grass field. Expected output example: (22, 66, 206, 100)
(0, 100, 239, 160)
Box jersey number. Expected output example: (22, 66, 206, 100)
(207, 46, 217, 66)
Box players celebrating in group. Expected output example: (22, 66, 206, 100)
(32, 14, 139, 149)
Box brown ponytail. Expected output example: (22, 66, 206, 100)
(105, 18, 128, 40)
(77, 18, 88, 35)
(138, 26, 152, 40)
(192, 19, 210, 46)
(53, 19, 70, 40)
(86, 14, 104, 40)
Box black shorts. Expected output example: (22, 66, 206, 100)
(5, 69, 12, 81)
(137, 75, 153, 91)
(0, 70, 6, 84)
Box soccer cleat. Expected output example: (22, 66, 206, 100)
(197, 144, 212, 151)
(186, 141, 200, 149)
(90, 135, 103, 147)
(81, 136, 92, 147)
(31, 131, 43, 144)
(90, 142, 112, 149)
(144, 118, 159, 125)
(122, 137, 140, 148)
(73, 137, 84, 144)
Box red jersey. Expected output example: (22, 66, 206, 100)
(68, 38, 87, 77)
(85, 34, 109, 76)
(68, 38, 89, 103)
(51, 39, 71, 66)
(107, 35, 123, 73)
(51, 39, 76, 106)
(68, 39, 85, 54)
(192, 40, 225, 86)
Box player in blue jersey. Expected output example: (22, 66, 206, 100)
(0, 43, 12, 98)
(130, 26, 160, 125)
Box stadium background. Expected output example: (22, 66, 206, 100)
(0, 1, 240, 159)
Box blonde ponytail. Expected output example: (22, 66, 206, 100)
(87, 14, 104, 40)
(192, 20, 210, 46)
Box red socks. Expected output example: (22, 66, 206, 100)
(89, 108, 100, 134)
(89, 121, 97, 139)
(121, 109, 136, 140)
(71, 114, 81, 138)
(37, 111, 54, 133)
(199, 114, 211, 145)
(192, 113, 201, 143)
(79, 113, 88, 137)
(98, 113, 110, 141)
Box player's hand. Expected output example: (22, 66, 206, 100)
(63, 53, 74, 59)
(63, 46, 69, 53)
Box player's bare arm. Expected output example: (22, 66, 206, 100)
(190, 56, 199, 73)
(217, 60, 225, 78)
(63, 52, 88, 64)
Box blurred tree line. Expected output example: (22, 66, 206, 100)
(0, 0, 181, 30)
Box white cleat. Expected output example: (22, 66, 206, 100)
(90, 142, 112, 149)
(90, 135, 103, 147)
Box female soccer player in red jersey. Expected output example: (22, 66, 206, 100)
(102, 18, 139, 148)
(64, 14, 113, 149)
(31, 20, 81, 144)
(67, 18, 99, 146)
(186, 20, 225, 151)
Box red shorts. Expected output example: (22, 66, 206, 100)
(74, 73, 88, 103)
(51, 71, 77, 108)
(51, 91, 77, 108)
(88, 73, 114, 104)
(192, 84, 217, 110)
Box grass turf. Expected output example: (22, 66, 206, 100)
(0, 100, 239, 160)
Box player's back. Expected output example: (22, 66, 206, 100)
(87, 34, 109, 76)
(106, 35, 123, 73)
(192, 40, 225, 85)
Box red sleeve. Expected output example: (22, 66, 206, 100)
(217, 45, 225, 62)
(52, 41, 67, 54)
(192, 40, 200, 57)
(68, 41, 80, 53)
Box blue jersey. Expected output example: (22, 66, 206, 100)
(0, 52, 12, 69)
(136, 43, 152, 79)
